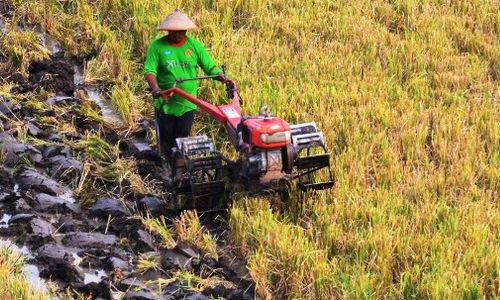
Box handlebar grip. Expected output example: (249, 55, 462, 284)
(160, 90, 173, 102)
(225, 80, 238, 99)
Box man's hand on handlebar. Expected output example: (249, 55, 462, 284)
(225, 80, 238, 99)
(225, 79, 237, 88)
(214, 72, 229, 83)
(153, 89, 174, 102)
(159, 90, 174, 102)
(152, 89, 162, 99)
(213, 72, 238, 97)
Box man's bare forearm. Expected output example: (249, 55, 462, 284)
(145, 74, 160, 93)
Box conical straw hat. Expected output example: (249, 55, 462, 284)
(158, 9, 197, 31)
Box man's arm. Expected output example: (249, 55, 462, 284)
(145, 73, 161, 98)
(144, 42, 161, 97)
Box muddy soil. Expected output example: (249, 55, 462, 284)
(10, 53, 76, 96)
(0, 12, 253, 300)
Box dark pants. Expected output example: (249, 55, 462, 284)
(156, 109, 196, 161)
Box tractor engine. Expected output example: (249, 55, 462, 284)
(242, 149, 284, 177)
(237, 116, 293, 184)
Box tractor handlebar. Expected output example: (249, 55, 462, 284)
(161, 77, 239, 102)
(173, 74, 221, 86)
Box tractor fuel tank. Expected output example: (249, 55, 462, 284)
(239, 117, 291, 149)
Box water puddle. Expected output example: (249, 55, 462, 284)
(23, 264, 48, 292)
(13, 183, 20, 196)
(72, 252, 83, 267)
(36, 31, 62, 54)
(73, 64, 85, 86)
(112, 291, 126, 300)
(70, 251, 107, 285)
(0, 16, 5, 33)
(132, 139, 152, 152)
(73, 62, 123, 125)
(84, 269, 106, 284)
(85, 86, 123, 126)
(0, 239, 33, 259)
(0, 213, 11, 228)
(59, 190, 76, 204)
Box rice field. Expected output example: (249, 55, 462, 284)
(3, 0, 500, 299)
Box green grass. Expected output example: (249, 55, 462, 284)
(5, 0, 500, 299)
(142, 215, 177, 249)
(0, 247, 52, 300)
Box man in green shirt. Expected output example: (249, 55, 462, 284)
(144, 9, 227, 171)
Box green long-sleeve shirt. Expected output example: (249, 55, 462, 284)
(144, 35, 221, 116)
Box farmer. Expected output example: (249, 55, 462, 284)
(144, 9, 228, 175)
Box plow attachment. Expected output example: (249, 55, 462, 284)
(174, 135, 226, 208)
(291, 123, 335, 191)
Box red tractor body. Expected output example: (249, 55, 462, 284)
(158, 78, 334, 202)
(241, 117, 291, 149)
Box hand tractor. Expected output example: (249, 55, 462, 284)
(156, 72, 334, 209)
